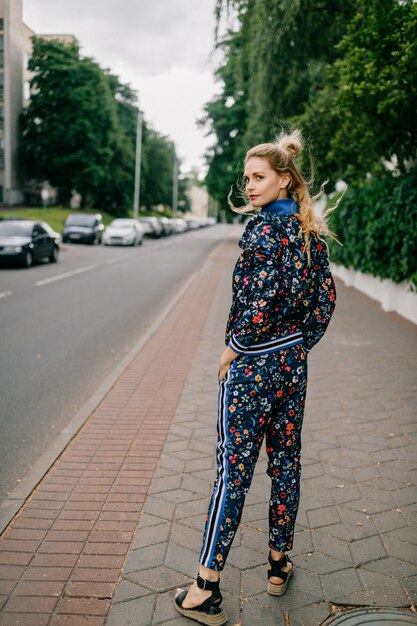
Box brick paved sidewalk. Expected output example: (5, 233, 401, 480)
(1, 226, 417, 626)
(0, 233, 235, 626)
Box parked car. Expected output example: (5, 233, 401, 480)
(157, 217, 173, 237)
(62, 213, 104, 244)
(0, 219, 60, 267)
(103, 218, 144, 246)
(170, 218, 187, 233)
(40, 221, 62, 244)
(185, 217, 201, 230)
(138, 217, 162, 238)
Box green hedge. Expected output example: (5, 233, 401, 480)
(328, 167, 417, 288)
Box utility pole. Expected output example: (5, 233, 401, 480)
(172, 153, 179, 216)
(133, 111, 143, 219)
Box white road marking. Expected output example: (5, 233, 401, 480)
(35, 264, 97, 287)
(0, 290, 12, 299)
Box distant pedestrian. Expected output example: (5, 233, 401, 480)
(41, 187, 49, 209)
(175, 129, 339, 625)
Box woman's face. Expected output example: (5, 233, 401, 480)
(243, 157, 289, 207)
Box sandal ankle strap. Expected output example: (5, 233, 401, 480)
(268, 552, 292, 581)
(196, 574, 220, 592)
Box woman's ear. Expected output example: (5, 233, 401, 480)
(279, 174, 291, 190)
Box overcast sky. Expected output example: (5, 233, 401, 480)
(23, 0, 221, 173)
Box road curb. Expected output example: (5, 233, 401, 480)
(0, 269, 199, 535)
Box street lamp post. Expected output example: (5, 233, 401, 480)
(172, 154, 179, 216)
(133, 111, 143, 219)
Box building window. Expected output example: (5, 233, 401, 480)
(0, 150, 4, 169)
(0, 20, 3, 32)
(0, 35, 3, 51)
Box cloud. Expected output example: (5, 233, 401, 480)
(23, 0, 219, 170)
(24, 0, 216, 75)
(137, 66, 221, 170)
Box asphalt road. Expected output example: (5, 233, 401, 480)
(0, 225, 229, 504)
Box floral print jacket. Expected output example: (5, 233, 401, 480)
(226, 199, 336, 355)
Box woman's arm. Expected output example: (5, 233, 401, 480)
(302, 247, 336, 352)
(227, 221, 283, 353)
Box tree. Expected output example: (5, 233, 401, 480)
(94, 73, 139, 215)
(202, 0, 356, 215)
(199, 27, 249, 210)
(21, 38, 117, 206)
(141, 130, 177, 210)
(20, 38, 182, 215)
(309, 0, 417, 182)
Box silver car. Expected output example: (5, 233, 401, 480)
(139, 217, 162, 238)
(103, 219, 144, 246)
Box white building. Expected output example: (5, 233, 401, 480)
(0, 0, 23, 205)
(0, 0, 77, 205)
(187, 184, 209, 218)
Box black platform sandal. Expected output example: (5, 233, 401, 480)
(267, 551, 293, 596)
(174, 574, 227, 625)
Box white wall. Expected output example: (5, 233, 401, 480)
(331, 264, 417, 326)
(188, 185, 208, 217)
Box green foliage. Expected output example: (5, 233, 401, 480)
(198, 27, 249, 212)
(21, 38, 116, 207)
(207, 1, 416, 282)
(204, 0, 356, 216)
(20, 38, 183, 216)
(301, 0, 417, 183)
(141, 130, 175, 207)
(94, 73, 138, 216)
(328, 168, 417, 287)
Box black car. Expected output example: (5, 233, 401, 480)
(62, 213, 104, 244)
(0, 219, 60, 267)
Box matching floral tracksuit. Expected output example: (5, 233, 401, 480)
(199, 199, 336, 571)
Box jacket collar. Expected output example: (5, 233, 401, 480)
(261, 198, 298, 215)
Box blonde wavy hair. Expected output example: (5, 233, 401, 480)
(229, 129, 343, 265)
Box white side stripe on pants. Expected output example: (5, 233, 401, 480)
(200, 365, 232, 566)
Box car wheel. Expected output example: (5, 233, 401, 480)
(23, 251, 33, 268)
(49, 246, 59, 263)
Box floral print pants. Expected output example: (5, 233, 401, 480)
(199, 343, 308, 571)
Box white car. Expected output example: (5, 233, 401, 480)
(103, 219, 144, 246)
(169, 218, 187, 233)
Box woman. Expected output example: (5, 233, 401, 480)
(175, 130, 338, 625)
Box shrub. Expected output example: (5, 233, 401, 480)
(328, 167, 417, 287)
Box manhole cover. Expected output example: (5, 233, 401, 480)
(321, 608, 417, 626)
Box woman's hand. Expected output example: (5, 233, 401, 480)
(218, 346, 240, 381)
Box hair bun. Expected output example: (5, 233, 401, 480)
(275, 129, 302, 159)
